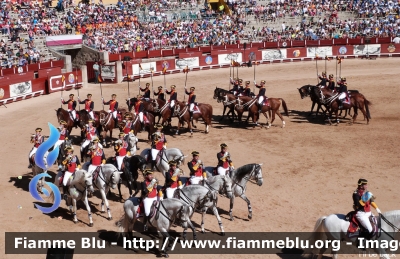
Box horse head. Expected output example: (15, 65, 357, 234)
(298, 85, 310, 99)
(253, 164, 263, 186)
(213, 87, 220, 99)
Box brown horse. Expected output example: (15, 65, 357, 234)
(128, 112, 156, 141)
(99, 108, 129, 147)
(235, 96, 289, 128)
(56, 108, 81, 137)
(78, 110, 107, 142)
(312, 87, 371, 125)
(173, 101, 213, 136)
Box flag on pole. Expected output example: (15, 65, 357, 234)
(61, 75, 65, 83)
(325, 56, 331, 61)
(183, 66, 189, 73)
(231, 59, 234, 66)
(150, 67, 154, 74)
(139, 63, 142, 70)
(337, 56, 342, 64)
(162, 66, 167, 74)
(98, 74, 103, 83)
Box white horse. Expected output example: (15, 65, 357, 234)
(174, 184, 225, 235)
(303, 210, 400, 259)
(53, 169, 95, 226)
(140, 148, 186, 177)
(116, 198, 196, 256)
(202, 175, 233, 200)
(31, 154, 47, 193)
(225, 163, 263, 221)
(82, 163, 120, 220)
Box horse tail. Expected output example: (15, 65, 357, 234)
(302, 216, 327, 258)
(280, 98, 289, 117)
(115, 213, 131, 237)
(364, 97, 371, 119)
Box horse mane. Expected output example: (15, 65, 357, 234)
(206, 175, 221, 185)
(234, 164, 257, 182)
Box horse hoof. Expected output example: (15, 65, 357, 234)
(221, 232, 225, 236)
(89, 223, 94, 227)
(73, 220, 78, 224)
(201, 230, 205, 234)
(101, 211, 105, 214)
(108, 217, 113, 221)
(230, 217, 234, 221)
(164, 253, 169, 258)
(248, 215, 252, 220)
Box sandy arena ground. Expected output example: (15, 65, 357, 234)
(1, 58, 399, 259)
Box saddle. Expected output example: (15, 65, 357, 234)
(345, 211, 378, 238)
(92, 166, 102, 182)
(263, 98, 270, 107)
(192, 104, 201, 114)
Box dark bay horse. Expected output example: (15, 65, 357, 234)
(129, 111, 155, 141)
(56, 108, 81, 137)
(174, 101, 213, 136)
(312, 87, 371, 125)
(106, 155, 147, 200)
(213, 87, 237, 122)
(298, 85, 327, 118)
(99, 108, 129, 147)
(235, 96, 289, 128)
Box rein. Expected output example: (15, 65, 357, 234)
(379, 214, 400, 240)
(204, 178, 232, 198)
(176, 188, 211, 212)
(232, 164, 261, 191)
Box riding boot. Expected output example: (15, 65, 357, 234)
(143, 216, 148, 231)
(257, 103, 262, 113)
(189, 111, 193, 121)
(63, 186, 68, 200)
(151, 160, 156, 171)
(141, 122, 145, 132)
(338, 100, 343, 110)
(28, 158, 32, 168)
(114, 117, 119, 128)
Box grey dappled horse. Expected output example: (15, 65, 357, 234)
(226, 163, 263, 221)
(303, 210, 400, 259)
(116, 198, 196, 257)
(53, 169, 95, 226)
(82, 163, 120, 220)
(174, 184, 225, 235)
(140, 148, 186, 177)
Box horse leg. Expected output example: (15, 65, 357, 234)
(229, 196, 235, 221)
(82, 194, 94, 227)
(262, 112, 270, 129)
(117, 181, 123, 202)
(274, 110, 285, 128)
(309, 102, 316, 117)
(220, 105, 227, 121)
(101, 129, 107, 148)
(72, 198, 78, 224)
(211, 205, 225, 235)
(100, 188, 112, 220)
(335, 109, 339, 125)
(239, 193, 252, 220)
(160, 231, 172, 258)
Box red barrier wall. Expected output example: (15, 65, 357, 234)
(0, 77, 46, 101)
(380, 43, 400, 54)
(38, 67, 62, 78)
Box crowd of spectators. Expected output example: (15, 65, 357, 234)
(0, 0, 398, 57)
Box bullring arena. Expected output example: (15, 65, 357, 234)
(1, 56, 399, 259)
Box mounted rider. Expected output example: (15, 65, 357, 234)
(60, 147, 81, 200)
(255, 80, 267, 113)
(317, 72, 328, 88)
(242, 81, 252, 97)
(185, 86, 196, 121)
(87, 137, 106, 175)
(81, 119, 98, 152)
(337, 77, 348, 109)
(187, 151, 206, 185)
(166, 85, 177, 119)
(103, 94, 119, 127)
(141, 169, 163, 231)
(53, 120, 69, 151)
(114, 132, 130, 171)
(165, 160, 183, 198)
(28, 127, 45, 168)
(353, 178, 381, 239)
(134, 94, 146, 131)
(327, 74, 335, 91)
(140, 83, 151, 101)
(229, 78, 242, 96)
(61, 94, 78, 123)
(78, 94, 95, 120)
(154, 86, 165, 102)
(122, 112, 135, 136)
(150, 124, 167, 170)
(216, 143, 234, 175)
